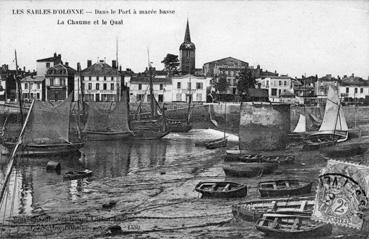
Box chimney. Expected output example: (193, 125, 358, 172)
(54, 52, 57, 58)
(87, 60, 92, 67)
(351, 73, 354, 77)
(119, 66, 122, 72)
(23, 66, 25, 72)
(65, 62, 69, 67)
(112, 60, 117, 69)
(77, 62, 81, 71)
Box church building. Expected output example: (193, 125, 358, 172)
(179, 20, 196, 75)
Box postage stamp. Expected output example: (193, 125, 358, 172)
(312, 159, 369, 229)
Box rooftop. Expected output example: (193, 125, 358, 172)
(80, 61, 119, 76)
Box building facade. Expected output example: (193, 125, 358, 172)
(179, 20, 196, 75)
(20, 76, 45, 101)
(45, 63, 76, 101)
(315, 74, 339, 97)
(171, 75, 211, 102)
(74, 60, 121, 102)
(36, 53, 62, 77)
(256, 76, 294, 102)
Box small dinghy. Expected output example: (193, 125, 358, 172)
(223, 162, 277, 178)
(205, 138, 227, 149)
(195, 181, 247, 198)
(232, 196, 314, 222)
(224, 151, 294, 164)
(63, 169, 93, 180)
(258, 179, 313, 198)
(255, 214, 332, 238)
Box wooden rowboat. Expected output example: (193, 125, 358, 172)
(258, 179, 313, 198)
(63, 169, 93, 180)
(232, 196, 315, 222)
(223, 162, 277, 178)
(255, 214, 332, 238)
(195, 181, 247, 198)
(224, 151, 294, 164)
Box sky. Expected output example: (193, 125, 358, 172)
(0, 0, 368, 78)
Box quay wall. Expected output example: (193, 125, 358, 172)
(238, 103, 290, 151)
(1, 103, 369, 134)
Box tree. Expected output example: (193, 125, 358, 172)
(214, 73, 229, 93)
(237, 68, 256, 95)
(161, 54, 180, 75)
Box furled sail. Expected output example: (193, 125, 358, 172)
(22, 96, 72, 145)
(318, 85, 348, 133)
(293, 114, 306, 133)
(84, 97, 131, 134)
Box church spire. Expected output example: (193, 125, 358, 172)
(184, 19, 191, 42)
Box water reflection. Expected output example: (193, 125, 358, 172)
(0, 137, 200, 220)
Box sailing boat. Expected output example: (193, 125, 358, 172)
(129, 52, 169, 140)
(204, 103, 227, 149)
(83, 90, 133, 141)
(303, 85, 348, 150)
(2, 95, 84, 156)
(288, 114, 307, 141)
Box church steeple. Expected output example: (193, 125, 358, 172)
(179, 19, 196, 75)
(184, 19, 191, 42)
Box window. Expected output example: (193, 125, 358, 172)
(54, 78, 60, 86)
(111, 83, 114, 90)
(176, 93, 182, 101)
(271, 88, 277, 96)
(46, 63, 50, 68)
(111, 76, 114, 81)
(355, 88, 358, 94)
(138, 83, 142, 90)
(284, 81, 287, 86)
(177, 82, 181, 89)
(187, 82, 191, 89)
(103, 83, 107, 90)
(25, 83, 28, 89)
(346, 87, 349, 94)
(96, 76, 99, 81)
(89, 76, 91, 81)
(104, 76, 106, 81)
(137, 94, 144, 101)
(37, 83, 40, 89)
(60, 78, 65, 86)
(160, 84, 163, 90)
(266, 80, 269, 87)
(96, 83, 100, 90)
(37, 93, 40, 99)
(278, 89, 281, 96)
(196, 82, 203, 89)
(360, 88, 363, 93)
(88, 83, 92, 90)
(279, 81, 282, 86)
(158, 94, 163, 102)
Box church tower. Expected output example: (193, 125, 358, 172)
(179, 19, 196, 75)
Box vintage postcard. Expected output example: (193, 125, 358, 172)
(0, 0, 368, 238)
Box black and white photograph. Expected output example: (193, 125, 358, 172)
(0, 0, 369, 238)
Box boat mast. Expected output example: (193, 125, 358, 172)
(0, 99, 34, 203)
(15, 50, 24, 124)
(148, 49, 155, 118)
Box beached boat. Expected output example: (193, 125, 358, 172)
(167, 118, 192, 133)
(222, 162, 277, 177)
(258, 179, 313, 198)
(195, 181, 247, 198)
(195, 137, 224, 147)
(83, 95, 133, 141)
(224, 151, 294, 164)
(205, 138, 227, 149)
(63, 169, 92, 180)
(232, 196, 315, 222)
(303, 85, 348, 150)
(255, 214, 333, 238)
(3, 96, 84, 156)
(321, 142, 369, 158)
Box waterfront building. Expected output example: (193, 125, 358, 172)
(256, 75, 295, 102)
(45, 62, 76, 101)
(179, 20, 196, 75)
(339, 74, 369, 103)
(171, 74, 211, 102)
(20, 75, 45, 101)
(125, 69, 172, 103)
(74, 60, 122, 102)
(1, 64, 34, 102)
(315, 74, 339, 97)
(36, 53, 62, 77)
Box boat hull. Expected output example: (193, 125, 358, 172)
(259, 182, 313, 198)
(195, 181, 247, 198)
(84, 131, 132, 141)
(223, 162, 277, 177)
(3, 142, 84, 156)
(303, 132, 348, 150)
